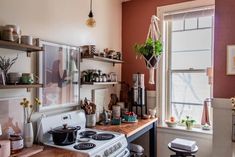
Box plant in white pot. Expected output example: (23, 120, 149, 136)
(134, 15, 163, 84)
(181, 116, 196, 130)
(20, 98, 41, 147)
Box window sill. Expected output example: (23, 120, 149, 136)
(157, 125, 212, 139)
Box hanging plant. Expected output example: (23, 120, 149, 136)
(134, 37, 163, 67)
(133, 15, 163, 84)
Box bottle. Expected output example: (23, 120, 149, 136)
(9, 134, 24, 154)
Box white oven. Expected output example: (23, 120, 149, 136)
(37, 110, 130, 157)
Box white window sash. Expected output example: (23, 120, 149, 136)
(156, 0, 215, 125)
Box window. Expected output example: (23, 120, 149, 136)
(163, 8, 214, 125)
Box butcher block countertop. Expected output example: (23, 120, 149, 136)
(95, 117, 158, 137)
(31, 147, 87, 157)
(31, 118, 158, 157)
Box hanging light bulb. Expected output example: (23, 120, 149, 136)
(86, 0, 96, 27)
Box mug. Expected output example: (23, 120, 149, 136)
(21, 73, 34, 84)
(21, 35, 33, 45)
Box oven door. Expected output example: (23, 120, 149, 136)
(115, 148, 130, 157)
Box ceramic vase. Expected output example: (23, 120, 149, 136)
(23, 122, 34, 147)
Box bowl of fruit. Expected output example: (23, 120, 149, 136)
(165, 116, 178, 127)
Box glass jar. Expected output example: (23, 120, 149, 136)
(9, 134, 24, 155)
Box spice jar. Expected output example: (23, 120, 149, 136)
(9, 134, 24, 155)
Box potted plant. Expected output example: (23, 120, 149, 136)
(181, 116, 196, 130)
(0, 55, 18, 82)
(20, 98, 41, 147)
(134, 37, 163, 84)
(134, 37, 163, 66)
(133, 15, 163, 84)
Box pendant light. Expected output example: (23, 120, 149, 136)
(86, 0, 96, 27)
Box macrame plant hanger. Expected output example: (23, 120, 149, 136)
(144, 15, 161, 84)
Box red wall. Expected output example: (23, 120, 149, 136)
(122, 0, 189, 90)
(122, 0, 235, 98)
(213, 0, 235, 98)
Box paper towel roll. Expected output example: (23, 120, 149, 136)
(0, 140, 11, 157)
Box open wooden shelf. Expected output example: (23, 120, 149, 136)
(81, 81, 119, 85)
(0, 84, 43, 91)
(0, 40, 43, 56)
(81, 54, 123, 65)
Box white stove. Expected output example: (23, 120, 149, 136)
(37, 110, 129, 157)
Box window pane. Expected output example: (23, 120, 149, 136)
(199, 16, 212, 28)
(172, 29, 212, 51)
(171, 50, 211, 69)
(172, 20, 184, 31)
(185, 18, 197, 30)
(171, 103, 203, 124)
(171, 73, 210, 104)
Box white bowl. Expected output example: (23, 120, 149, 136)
(165, 120, 178, 127)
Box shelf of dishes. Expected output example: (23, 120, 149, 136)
(0, 40, 42, 53)
(81, 70, 118, 85)
(81, 55, 123, 65)
(0, 25, 43, 56)
(0, 72, 42, 91)
(80, 46, 123, 65)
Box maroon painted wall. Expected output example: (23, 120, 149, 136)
(213, 0, 235, 98)
(122, 0, 190, 90)
(122, 0, 235, 98)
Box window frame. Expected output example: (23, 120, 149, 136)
(166, 19, 213, 123)
(156, 0, 215, 126)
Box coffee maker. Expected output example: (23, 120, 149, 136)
(131, 73, 147, 117)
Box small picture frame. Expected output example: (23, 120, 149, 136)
(227, 45, 235, 75)
(0, 70, 6, 85)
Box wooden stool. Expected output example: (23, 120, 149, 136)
(168, 143, 198, 157)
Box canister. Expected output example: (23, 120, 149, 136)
(0, 140, 11, 157)
(9, 134, 24, 155)
(112, 105, 121, 118)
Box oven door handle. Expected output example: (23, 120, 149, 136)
(116, 148, 130, 157)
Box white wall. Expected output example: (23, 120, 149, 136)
(157, 128, 212, 157)
(0, 0, 122, 135)
(212, 98, 234, 157)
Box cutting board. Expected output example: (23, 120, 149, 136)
(92, 88, 109, 122)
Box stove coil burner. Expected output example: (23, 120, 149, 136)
(79, 131, 97, 137)
(92, 133, 115, 140)
(74, 143, 96, 150)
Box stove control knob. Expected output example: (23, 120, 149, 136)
(108, 148, 112, 154)
(114, 144, 119, 150)
(104, 150, 109, 156)
(117, 142, 122, 148)
(111, 146, 116, 152)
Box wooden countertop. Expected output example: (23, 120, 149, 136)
(95, 118, 158, 137)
